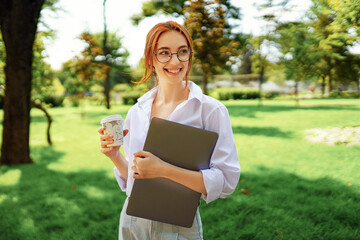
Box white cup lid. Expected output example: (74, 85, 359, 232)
(100, 114, 123, 124)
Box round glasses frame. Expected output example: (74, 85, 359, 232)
(154, 46, 192, 63)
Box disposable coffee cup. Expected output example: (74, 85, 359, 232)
(100, 114, 124, 147)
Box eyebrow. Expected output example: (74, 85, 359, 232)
(157, 45, 189, 51)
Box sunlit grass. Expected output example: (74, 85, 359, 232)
(0, 98, 359, 239)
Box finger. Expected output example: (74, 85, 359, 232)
(100, 134, 113, 141)
(98, 127, 105, 134)
(133, 150, 148, 158)
(131, 167, 140, 176)
(101, 140, 113, 147)
(133, 172, 140, 179)
(123, 129, 129, 137)
(100, 146, 113, 153)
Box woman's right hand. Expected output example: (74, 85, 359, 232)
(98, 127, 128, 160)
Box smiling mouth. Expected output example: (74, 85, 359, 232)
(165, 68, 182, 74)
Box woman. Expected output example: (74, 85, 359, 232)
(98, 21, 240, 240)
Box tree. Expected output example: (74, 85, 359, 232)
(306, 0, 359, 94)
(184, 0, 240, 94)
(63, 32, 130, 107)
(131, 0, 185, 25)
(276, 21, 319, 100)
(102, 0, 112, 109)
(0, 0, 46, 165)
(249, 36, 270, 105)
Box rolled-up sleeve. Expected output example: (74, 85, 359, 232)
(114, 167, 127, 192)
(201, 105, 240, 203)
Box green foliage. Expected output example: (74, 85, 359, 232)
(61, 31, 131, 105)
(210, 87, 281, 100)
(131, 0, 185, 25)
(38, 94, 65, 108)
(87, 84, 105, 105)
(31, 32, 66, 107)
(184, 0, 240, 76)
(112, 83, 130, 94)
(121, 84, 148, 105)
(276, 22, 319, 82)
(328, 90, 360, 98)
(262, 90, 280, 99)
(121, 92, 142, 105)
(210, 87, 261, 100)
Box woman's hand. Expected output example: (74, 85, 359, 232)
(98, 126, 128, 160)
(131, 150, 169, 179)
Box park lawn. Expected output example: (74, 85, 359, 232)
(0, 98, 359, 239)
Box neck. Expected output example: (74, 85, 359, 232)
(155, 81, 189, 104)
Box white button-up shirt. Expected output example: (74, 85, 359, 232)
(114, 81, 240, 203)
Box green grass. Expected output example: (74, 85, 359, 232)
(0, 99, 359, 239)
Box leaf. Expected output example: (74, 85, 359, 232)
(240, 188, 251, 195)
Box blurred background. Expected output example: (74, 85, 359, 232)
(0, 0, 359, 239)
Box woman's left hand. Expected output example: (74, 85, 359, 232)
(131, 150, 168, 179)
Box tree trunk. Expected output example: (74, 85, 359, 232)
(202, 70, 208, 95)
(31, 100, 52, 145)
(328, 74, 333, 93)
(294, 80, 300, 106)
(103, 0, 111, 109)
(258, 65, 264, 106)
(321, 76, 326, 97)
(0, 0, 44, 165)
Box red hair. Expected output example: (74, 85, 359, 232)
(136, 21, 193, 85)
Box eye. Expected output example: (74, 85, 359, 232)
(178, 47, 189, 55)
(158, 49, 170, 56)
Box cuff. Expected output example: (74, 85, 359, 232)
(200, 168, 224, 204)
(114, 167, 127, 192)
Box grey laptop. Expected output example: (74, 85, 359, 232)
(126, 117, 218, 228)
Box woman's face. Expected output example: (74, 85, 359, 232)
(153, 30, 190, 85)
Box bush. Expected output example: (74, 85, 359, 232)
(120, 84, 149, 105)
(113, 83, 130, 94)
(41, 94, 65, 107)
(210, 87, 261, 100)
(121, 91, 143, 105)
(263, 91, 280, 99)
(328, 90, 359, 98)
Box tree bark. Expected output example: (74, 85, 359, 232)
(103, 0, 111, 109)
(258, 65, 264, 106)
(31, 100, 52, 145)
(0, 0, 45, 165)
(202, 70, 208, 95)
(321, 75, 326, 97)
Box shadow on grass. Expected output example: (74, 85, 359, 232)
(0, 146, 126, 240)
(1, 152, 359, 239)
(226, 103, 360, 118)
(200, 167, 360, 240)
(232, 126, 294, 138)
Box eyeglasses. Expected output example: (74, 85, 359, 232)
(154, 46, 192, 63)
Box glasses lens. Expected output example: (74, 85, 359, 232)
(178, 47, 191, 62)
(156, 48, 171, 63)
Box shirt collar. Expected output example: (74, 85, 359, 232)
(187, 81, 203, 102)
(137, 80, 203, 108)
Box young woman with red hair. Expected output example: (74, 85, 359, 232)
(98, 21, 240, 240)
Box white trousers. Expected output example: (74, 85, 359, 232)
(119, 198, 203, 240)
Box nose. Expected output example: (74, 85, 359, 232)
(169, 53, 181, 64)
